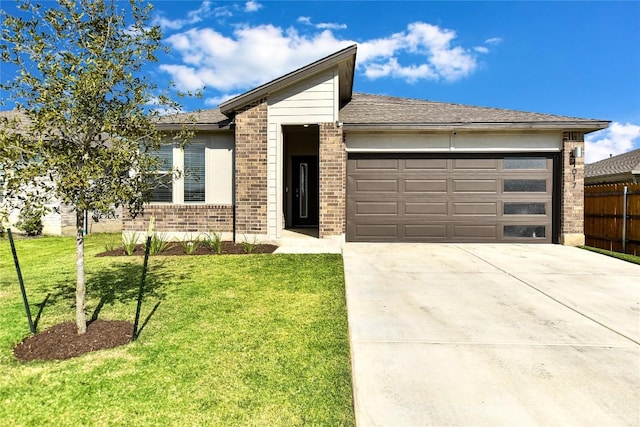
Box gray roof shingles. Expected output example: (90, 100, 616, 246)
(585, 148, 640, 179)
(339, 93, 607, 128)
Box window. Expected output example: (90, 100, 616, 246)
(504, 179, 546, 192)
(503, 157, 547, 170)
(149, 144, 173, 202)
(184, 143, 205, 202)
(504, 225, 546, 238)
(504, 202, 546, 215)
(146, 136, 233, 205)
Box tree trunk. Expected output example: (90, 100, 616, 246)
(76, 210, 87, 334)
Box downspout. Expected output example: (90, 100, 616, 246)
(231, 119, 237, 244)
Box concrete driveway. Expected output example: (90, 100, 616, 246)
(343, 244, 640, 426)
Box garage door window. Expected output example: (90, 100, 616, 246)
(503, 157, 547, 169)
(504, 179, 546, 192)
(504, 225, 546, 238)
(504, 202, 546, 215)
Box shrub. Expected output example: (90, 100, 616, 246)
(202, 232, 223, 254)
(241, 235, 258, 254)
(145, 232, 171, 255)
(180, 234, 201, 254)
(122, 232, 139, 256)
(16, 204, 44, 236)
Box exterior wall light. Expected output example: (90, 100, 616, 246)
(570, 146, 583, 165)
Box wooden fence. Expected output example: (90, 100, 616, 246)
(584, 183, 640, 255)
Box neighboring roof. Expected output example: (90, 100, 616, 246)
(340, 93, 610, 132)
(219, 44, 357, 116)
(155, 108, 231, 131)
(585, 148, 640, 184)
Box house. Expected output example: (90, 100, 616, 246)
(0, 110, 123, 236)
(585, 148, 640, 185)
(119, 44, 608, 245)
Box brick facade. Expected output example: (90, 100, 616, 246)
(319, 123, 346, 237)
(123, 204, 233, 233)
(560, 131, 585, 246)
(234, 98, 268, 234)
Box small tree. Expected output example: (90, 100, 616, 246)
(0, 0, 194, 333)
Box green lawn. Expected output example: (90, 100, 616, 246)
(0, 233, 354, 426)
(580, 246, 640, 266)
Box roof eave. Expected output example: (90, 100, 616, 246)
(343, 121, 611, 132)
(219, 44, 357, 116)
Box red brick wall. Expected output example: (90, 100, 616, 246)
(319, 123, 345, 237)
(123, 204, 233, 232)
(234, 98, 268, 234)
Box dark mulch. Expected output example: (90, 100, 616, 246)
(96, 241, 278, 257)
(13, 320, 134, 362)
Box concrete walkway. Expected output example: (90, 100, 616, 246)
(343, 243, 640, 426)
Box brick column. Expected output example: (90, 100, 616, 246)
(319, 122, 345, 238)
(234, 99, 268, 234)
(560, 131, 585, 246)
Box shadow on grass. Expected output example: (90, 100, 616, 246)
(38, 259, 177, 336)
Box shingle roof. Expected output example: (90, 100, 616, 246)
(585, 148, 640, 181)
(340, 93, 609, 131)
(155, 108, 231, 131)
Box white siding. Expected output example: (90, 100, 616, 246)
(266, 67, 340, 238)
(346, 131, 562, 153)
(206, 133, 234, 205)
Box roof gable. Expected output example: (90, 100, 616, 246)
(219, 44, 356, 116)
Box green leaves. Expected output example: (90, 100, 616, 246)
(0, 0, 193, 218)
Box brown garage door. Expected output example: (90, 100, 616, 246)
(346, 154, 555, 243)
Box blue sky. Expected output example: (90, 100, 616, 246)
(2, 1, 639, 163)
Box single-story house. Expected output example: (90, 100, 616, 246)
(585, 148, 640, 185)
(118, 44, 607, 244)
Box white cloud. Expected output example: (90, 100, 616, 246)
(585, 122, 640, 163)
(204, 93, 241, 106)
(244, 1, 262, 12)
(358, 22, 477, 82)
(485, 37, 503, 45)
(161, 21, 481, 93)
(153, 1, 213, 31)
(474, 46, 489, 54)
(297, 16, 346, 30)
(163, 25, 353, 91)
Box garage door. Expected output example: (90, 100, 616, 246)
(346, 154, 555, 243)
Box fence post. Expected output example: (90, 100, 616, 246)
(622, 185, 628, 254)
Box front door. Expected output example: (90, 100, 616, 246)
(292, 155, 319, 227)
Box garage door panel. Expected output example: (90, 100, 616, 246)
(354, 179, 398, 193)
(347, 154, 554, 243)
(404, 224, 447, 239)
(453, 158, 498, 170)
(405, 202, 448, 215)
(350, 158, 398, 171)
(352, 224, 399, 239)
(452, 224, 498, 239)
(404, 179, 447, 193)
(405, 158, 448, 170)
(355, 201, 398, 215)
(453, 202, 497, 216)
(452, 179, 498, 193)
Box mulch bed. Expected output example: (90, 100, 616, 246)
(13, 320, 134, 362)
(96, 241, 278, 257)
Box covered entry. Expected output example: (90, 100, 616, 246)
(283, 125, 319, 229)
(346, 153, 557, 243)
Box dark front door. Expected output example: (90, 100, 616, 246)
(292, 155, 319, 227)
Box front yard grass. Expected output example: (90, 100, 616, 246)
(580, 246, 640, 266)
(0, 233, 354, 426)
